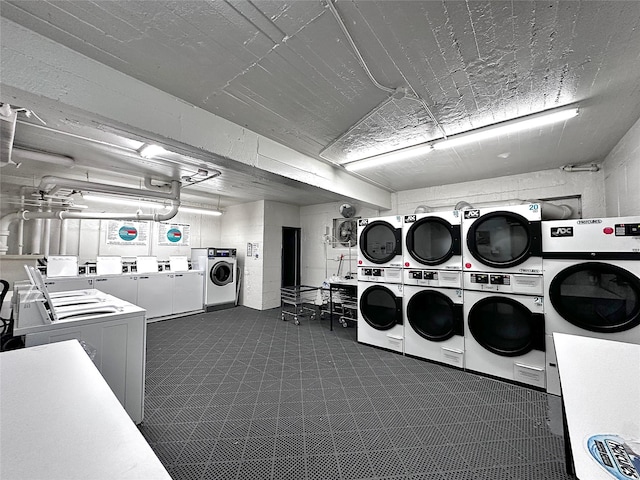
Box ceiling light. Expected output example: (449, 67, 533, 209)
(432, 106, 579, 150)
(344, 143, 433, 172)
(137, 144, 167, 159)
(179, 206, 222, 216)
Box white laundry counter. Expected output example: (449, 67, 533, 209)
(0, 340, 171, 480)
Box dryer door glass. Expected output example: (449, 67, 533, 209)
(211, 261, 233, 286)
(361, 221, 400, 264)
(549, 262, 640, 333)
(407, 290, 460, 341)
(360, 285, 399, 330)
(468, 297, 541, 356)
(467, 212, 538, 268)
(407, 218, 458, 265)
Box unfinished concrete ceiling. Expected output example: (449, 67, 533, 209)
(2, 1, 640, 205)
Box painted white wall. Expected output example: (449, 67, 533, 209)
(299, 202, 379, 287)
(389, 167, 606, 219)
(263, 201, 301, 310)
(603, 115, 640, 216)
(220, 201, 265, 310)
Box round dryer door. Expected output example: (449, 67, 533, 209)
(466, 211, 540, 268)
(549, 262, 640, 333)
(359, 285, 401, 331)
(360, 221, 401, 264)
(406, 290, 462, 341)
(210, 261, 233, 286)
(406, 217, 460, 266)
(468, 297, 544, 356)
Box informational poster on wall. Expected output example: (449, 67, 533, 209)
(106, 220, 149, 246)
(158, 222, 191, 246)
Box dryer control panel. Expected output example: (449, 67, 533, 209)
(464, 272, 543, 295)
(208, 248, 237, 258)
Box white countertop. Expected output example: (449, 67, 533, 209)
(554, 332, 640, 480)
(0, 340, 170, 480)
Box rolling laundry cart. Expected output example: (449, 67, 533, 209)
(280, 285, 318, 325)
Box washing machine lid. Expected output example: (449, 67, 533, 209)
(359, 284, 402, 330)
(405, 216, 461, 266)
(466, 211, 541, 269)
(359, 220, 401, 264)
(468, 296, 544, 356)
(210, 261, 234, 286)
(549, 262, 640, 333)
(406, 290, 463, 341)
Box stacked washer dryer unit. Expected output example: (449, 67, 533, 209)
(402, 210, 465, 368)
(462, 203, 546, 388)
(357, 215, 404, 353)
(542, 216, 640, 395)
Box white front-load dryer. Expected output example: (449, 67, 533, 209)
(462, 203, 542, 275)
(357, 215, 403, 268)
(463, 272, 546, 389)
(357, 274, 403, 353)
(402, 210, 462, 270)
(403, 268, 464, 368)
(542, 216, 640, 395)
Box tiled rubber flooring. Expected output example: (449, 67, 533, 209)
(140, 307, 577, 480)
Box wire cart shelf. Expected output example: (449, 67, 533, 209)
(280, 285, 319, 325)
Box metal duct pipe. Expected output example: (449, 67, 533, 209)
(560, 164, 599, 172)
(523, 200, 573, 220)
(43, 200, 52, 256)
(454, 201, 475, 210)
(0, 104, 17, 167)
(31, 208, 43, 254)
(0, 213, 21, 255)
(59, 218, 68, 255)
(38, 176, 181, 201)
(20, 203, 180, 222)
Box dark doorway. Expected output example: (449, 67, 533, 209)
(282, 227, 301, 287)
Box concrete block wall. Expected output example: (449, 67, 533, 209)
(603, 115, 640, 216)
(389, 167, 606, 219)
(299, 202, 379, 288)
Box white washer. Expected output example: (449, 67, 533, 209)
(542, 216, 640, 395)
(402, 210, 462, 270)
(357, 215, 403, 268)
(206, 248, 237, 311)
(403, 268, 464, 368)
(462, 203, 543, 275)
(357, 267, 404, 353)
(463, 272, 546, 389)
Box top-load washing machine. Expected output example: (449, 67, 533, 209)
(357, 215, 403, 268)
(402, 210, 462, 270)
(463, 203, 542, 275)
(542, 216, 640, 395)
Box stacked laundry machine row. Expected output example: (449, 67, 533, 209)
(356, 205, 640, 393)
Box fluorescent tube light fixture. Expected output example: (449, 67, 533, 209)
(344, 143, 433, 172)
(341, 105, 579, 171)
(137, 144, 167, 159)
(432, 106, 579, 150)
(179, 206, 222, 217)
